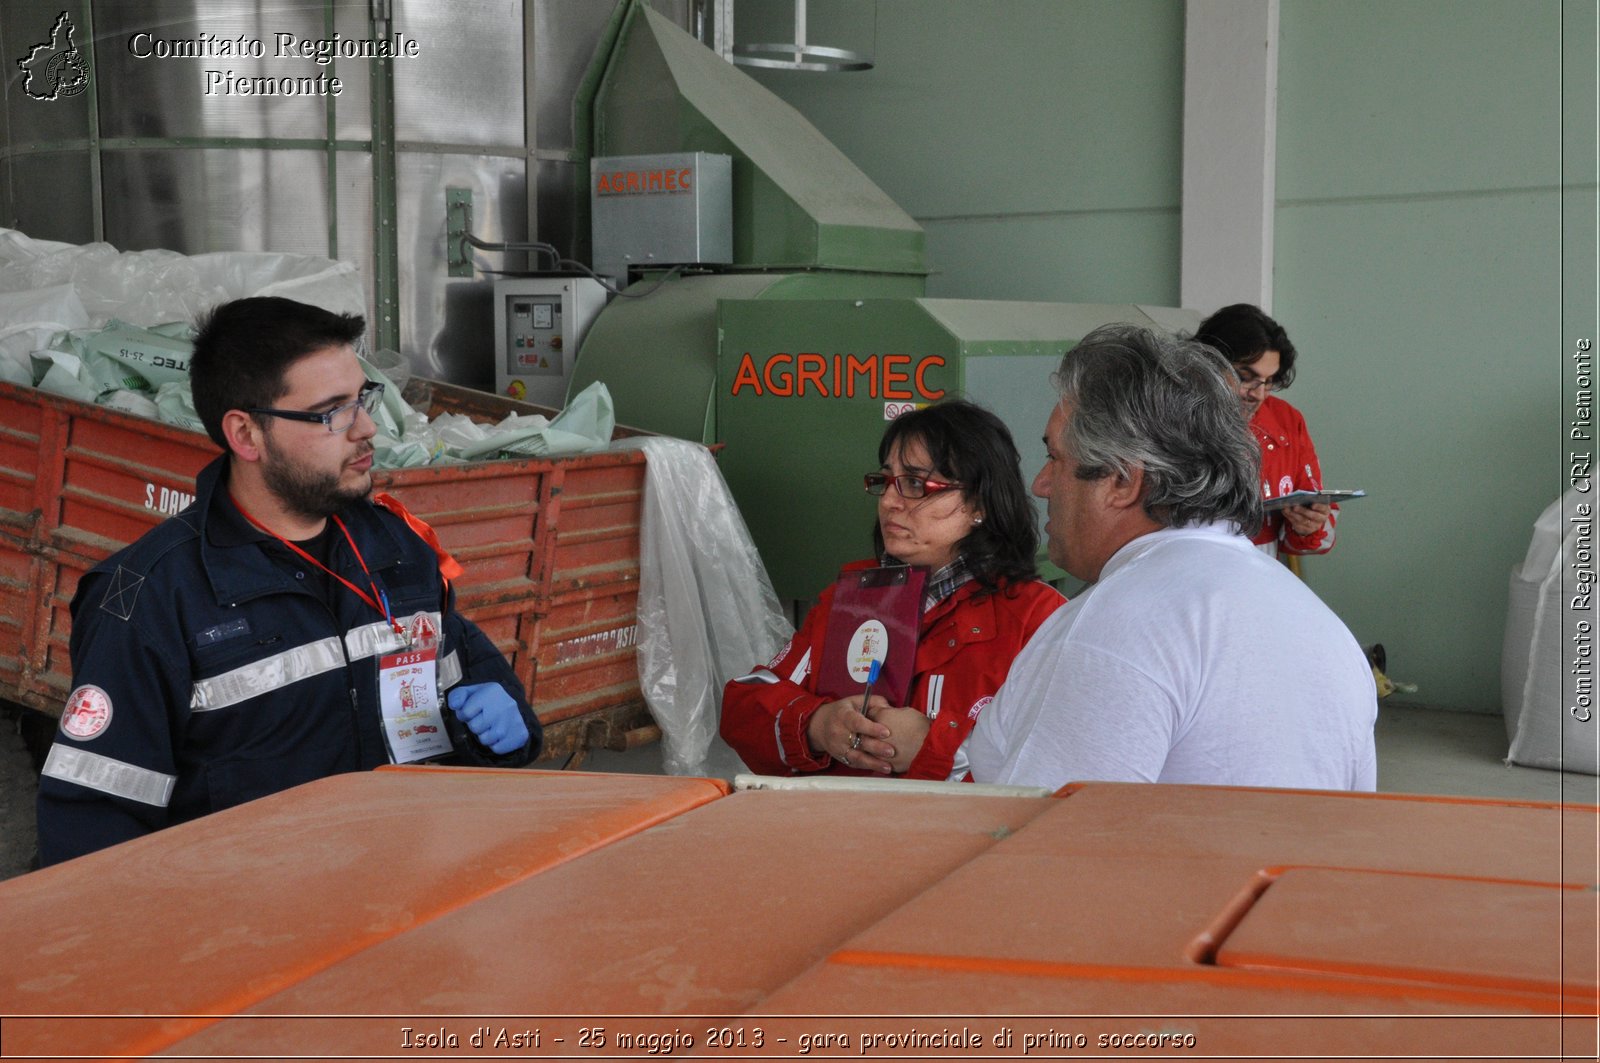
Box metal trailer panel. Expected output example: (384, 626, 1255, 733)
(0, 775, 1590, 1056)
(0, 377, 653, 758)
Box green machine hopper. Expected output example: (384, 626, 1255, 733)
(569, 0, 927, 444)
(569, 2, 1199, 600)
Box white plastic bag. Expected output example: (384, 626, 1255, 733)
(0, 227, 364, 326)
(464, 381, 615, 459)
(1504, 488, 1599, 773)
(620, 437, 793, 776)
(0, 283, 89, 373)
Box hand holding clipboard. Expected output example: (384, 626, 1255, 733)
(798, 566, 928, 775)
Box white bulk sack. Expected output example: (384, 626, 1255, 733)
(1503, 489, 1599, 773)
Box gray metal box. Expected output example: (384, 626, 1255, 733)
(591, 152, 733, 280)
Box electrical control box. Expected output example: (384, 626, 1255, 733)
(590, 152, 733, 282)
(492, 276, 608, 406)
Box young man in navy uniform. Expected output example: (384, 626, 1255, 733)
(37, 296, 540, 865)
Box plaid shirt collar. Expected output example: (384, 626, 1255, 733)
(882, 554, 973, 612)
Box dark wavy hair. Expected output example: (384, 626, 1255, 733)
(191, 296, 367, 451)
(872, 399, 1039, 591)
(1193, 302, 1298, 390)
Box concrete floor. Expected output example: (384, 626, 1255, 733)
(3, 701, 1594, 882)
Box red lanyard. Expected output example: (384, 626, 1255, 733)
(232, 497, 404, 641)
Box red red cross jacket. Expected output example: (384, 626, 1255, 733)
(1251, 395, 1337, 556)
(721, 561, 1065, 780)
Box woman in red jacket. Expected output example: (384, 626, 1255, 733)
(1194, 304, 1337, 559)
(721, 400, 1065, 780)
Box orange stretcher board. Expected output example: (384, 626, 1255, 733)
(1, 772, 1595, 1060)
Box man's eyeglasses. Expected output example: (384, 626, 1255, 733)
(863, 472, 963, 499)
(1233, 367, 1280, 395)
(249, 382, 385, 433)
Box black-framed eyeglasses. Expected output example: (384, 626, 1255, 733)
(863, 472, 963, 499)
(249, 382, 384, 433)
(1233, 367, 1280, 395)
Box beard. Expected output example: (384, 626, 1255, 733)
(259, 433, 373, 522)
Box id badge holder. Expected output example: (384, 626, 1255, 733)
(378, 634, 452, 764)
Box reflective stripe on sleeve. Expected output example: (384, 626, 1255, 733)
(192, 611, 448, 712)
(343, 619, 405, 662)
(732, 667, 780, 685)
(42, 745, 176, 807)
(344, 611, 441, 662)
(787, 648, 812, 685)
(191, 636, 347, 711)
(438, 649, 462, 690)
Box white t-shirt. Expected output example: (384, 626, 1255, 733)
(968, 524, 1377, 791)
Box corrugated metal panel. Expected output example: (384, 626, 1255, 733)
(396, 150, 525, 388)
(0, 0, 720, 386)
(333, 150, 377, 324)
(392, 0, 523, 149)
(102, 148, 331, 256)
(4, 152, 95, 244)
(95, 1, 333, 141)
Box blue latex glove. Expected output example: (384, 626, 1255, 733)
(446, 683, 530, 755)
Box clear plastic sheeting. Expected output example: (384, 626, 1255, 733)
(1503, 488, 1597, 774)
(0, 283, 88, 383)
(0, 227, 363, 429)
(0, 228, 364, 326)
(619, 437, 794, 776)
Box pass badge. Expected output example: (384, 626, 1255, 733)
(378, 637, 451, 763)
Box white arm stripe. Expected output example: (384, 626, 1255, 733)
(732, 668, 780, 685)
(43, 745, 176, 807)
(438, 649, 462, 691)
(191, 636, 347, 711)
(787, 648, 812, 685)
(192, 612, 447, 712)
(343, 611, 441, 662)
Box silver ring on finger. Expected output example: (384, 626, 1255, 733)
(849, 732, 863, 751)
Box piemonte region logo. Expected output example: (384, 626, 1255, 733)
(17, 11, 90, 102)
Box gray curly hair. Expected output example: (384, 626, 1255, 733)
(1052, 323, 1263, 533)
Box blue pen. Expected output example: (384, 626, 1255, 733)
(861, 657, 882, 717)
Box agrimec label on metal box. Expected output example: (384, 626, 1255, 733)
(591, 152, 733, 280)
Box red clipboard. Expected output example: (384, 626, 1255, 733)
(816, 565, 926, 706)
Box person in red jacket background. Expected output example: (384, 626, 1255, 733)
(1194, 304, 1338, 558)
(721, 400, 1064, 781)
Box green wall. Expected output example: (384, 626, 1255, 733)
(745, 0, 1589, 714)
(742, 0, 1185, 303)
(1274, 0, 1574, 713)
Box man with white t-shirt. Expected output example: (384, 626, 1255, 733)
(967, 324, 1376, 791)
